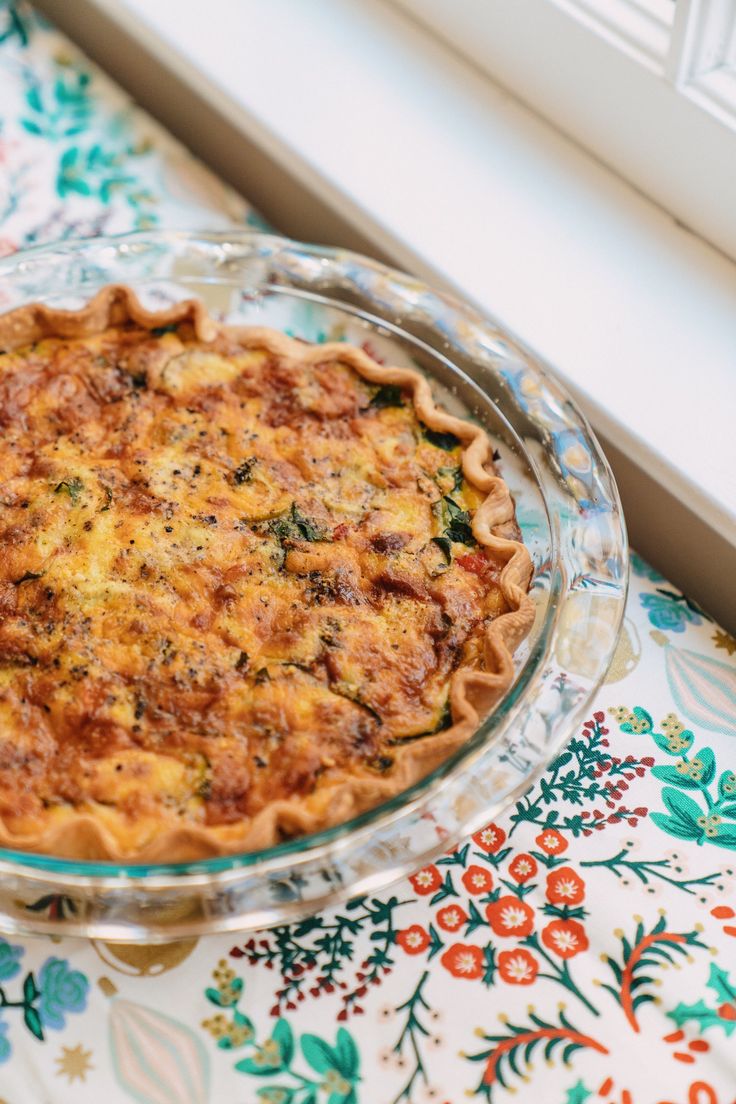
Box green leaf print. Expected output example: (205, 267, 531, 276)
(301, 1034, 338, 1074)
(22, 69, 93, 140)
(273, 1019, 295, 1067)
(334, 1029, 360, 1079)
(611, 706, 736, 851)
(650, 787, 703, 841)
(707, 962, 736, 1005)
(668, 1000, 735, 1036)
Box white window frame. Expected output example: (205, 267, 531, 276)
(390, 0, 736, 264)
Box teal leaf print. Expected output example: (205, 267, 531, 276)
(22, 1004, 43, 1041)
(333, 1028, 360, 1080)
(651, 747, 715, 790)
(718, 770, 736, 800)
(22, 69, 94, 141)
(256, 1088, 296, 1104)
(710, 824, 736, 849)
(707, 962, 736, 1005)
(301, 1034, 338, 1074)
(667, 963, 736, 1036)
(565, 1081, 594, 1104)
(273, 1019, 294, 1067)
(0, 1019, 9, 1064)
(650, 788, 703, 841)
(0, 940, 23, 983)
(0, 0, 32, 47)
(611, 706, 736, 851)
(235, 1053, 283, 1077)
(668, 999, 736, 1036)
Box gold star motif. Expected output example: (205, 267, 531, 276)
(55, 1044, 94, 1084)
(713, 629, 736, 656)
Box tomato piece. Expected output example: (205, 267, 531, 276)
(456, 552, 490, 577)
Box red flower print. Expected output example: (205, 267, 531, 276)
(396, 925, 430, 955)
(546, 866, 585, 905)
(485, 896, 535, 938)
(437, 904, 468, 932)
(461, 865, 493, 895)
(541, 918, 589, 959)
(535, 828, 568, 855)
(409, 864, 442, 896)
(498, 948, 539, 986)
(440, 943, 484, 980)
(472, 823, 507, 853)
(508, 853, 538, 883)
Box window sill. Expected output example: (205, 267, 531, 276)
(36, 0, 736, 629)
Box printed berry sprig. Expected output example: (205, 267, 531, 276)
(597, 911, 709, 1031)
(510, 712, 651, 838)
(231, 895, 410, 1020)
(611, 707, 736, 850)
(465, 1004, 609, 1100)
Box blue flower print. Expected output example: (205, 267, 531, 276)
(640, 592, 702, 633)
(37, 958, 89, 1030)
(0, 939, 23, 983)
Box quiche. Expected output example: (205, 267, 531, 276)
(0, 286, 534, 861)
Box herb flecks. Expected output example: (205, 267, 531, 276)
(369, 384, 405, 409)
(270, 502, 328, 544)
(232, 457, 257, 485)
(13, 571, 43, 586)
(437, 465, 464, 493)
(443, 497, 476, 546)
(423, 427, 461, 451)
(432, 496, 476, 560)
(54, 477, 83, 504)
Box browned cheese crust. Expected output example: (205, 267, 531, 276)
(0, 286, 534, 860)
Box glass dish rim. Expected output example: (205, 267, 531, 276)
(0, 228, 624, 889)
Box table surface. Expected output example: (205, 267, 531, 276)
(0, 5, 735, 1103)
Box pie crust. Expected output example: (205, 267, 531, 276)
(0, 285, 534, 861)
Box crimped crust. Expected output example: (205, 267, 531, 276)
(0, 285, 534, 861)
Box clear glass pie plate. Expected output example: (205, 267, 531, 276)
(0, 230, 627, 940)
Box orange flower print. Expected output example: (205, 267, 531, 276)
(485, 896, 535, 938)
(461, 865, 493, 895)
(541, 918, 589, 959)
(437, 904, 468, 933)
(498, 948, 539, 985)
(440, 943, 484, 980)
(546, 866, 585, 905)
(409, 864, 442, 896)
(508, 853, 538, 883)
(472, 823, 507, 853)
(396, 925, 431, 955)
(535, 828, 568, 855)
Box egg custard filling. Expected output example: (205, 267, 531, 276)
(0, 287, 533, 860)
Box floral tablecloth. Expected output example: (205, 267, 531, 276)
(1, 4, 735, 1103)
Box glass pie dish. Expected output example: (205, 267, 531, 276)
(0, 230, 627, 940)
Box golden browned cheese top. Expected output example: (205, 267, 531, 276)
(0, 322, 509, 853)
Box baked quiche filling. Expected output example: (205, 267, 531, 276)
(0, 290, 532, 859)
